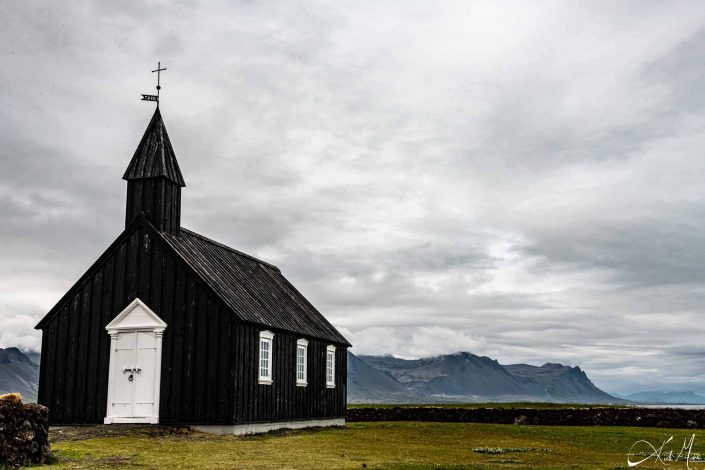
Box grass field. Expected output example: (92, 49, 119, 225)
(40, 421, 705, 469)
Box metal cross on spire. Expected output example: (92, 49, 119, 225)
(141, 61, 167, 105)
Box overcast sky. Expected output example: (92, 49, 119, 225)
(3, 1, 705, 394)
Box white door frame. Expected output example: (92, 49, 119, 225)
(104, 298, 167, 424)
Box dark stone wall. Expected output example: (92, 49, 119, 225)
(347, 406, 705, 429)
(0, 394, 51, 468)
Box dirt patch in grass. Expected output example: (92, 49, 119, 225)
(50, 425, 194, 443)
(88, 455, 144, 467)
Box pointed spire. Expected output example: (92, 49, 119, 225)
(123, 107, 185, 187)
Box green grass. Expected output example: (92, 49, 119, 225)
(39, 421, 704, 469)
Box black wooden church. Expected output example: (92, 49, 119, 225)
(35, 104, 349, 434)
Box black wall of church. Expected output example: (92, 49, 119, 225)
(37, 221, 347, 425)
(125, 178, 181, 235)
(228, 324, 347, 425)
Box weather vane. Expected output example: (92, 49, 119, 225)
(141, 61, 166, 105)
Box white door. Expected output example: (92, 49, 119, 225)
(104, 298, 166, 424)
(133, 331, 158, 418)
(111, 331, 136, 419)
(110, 331, 159, 420)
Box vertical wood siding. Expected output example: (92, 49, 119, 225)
(38, 222, 347, 424)
(230, 324, 347, 424)
(125, 178, 181, 235)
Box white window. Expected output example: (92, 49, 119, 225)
(326, 345, 336, 388)
(258, 330, 274, 385)
(296, 339, 308, 387)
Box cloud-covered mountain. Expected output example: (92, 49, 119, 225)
(0, 346, 624, 405)
(625, 391, 705, 405)
(504, 362, 618, 403)
(0, 348, 39, 401)
(347, 351, 420, 403)
(352, 352, 623, 404)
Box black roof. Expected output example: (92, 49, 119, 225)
(36, 216, 349, 345)
(123, 107, 186, 186)
(161, 228, 350, 345)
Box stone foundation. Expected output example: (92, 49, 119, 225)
(193, 418, 345, 435)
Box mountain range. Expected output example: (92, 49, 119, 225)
(0, 347, 39, 400)
(350, 351, 624, 404)
(623, 390, 705, 405)
(2, 346, 695, 405)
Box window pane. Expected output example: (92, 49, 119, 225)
(259, 338, 271, 379)
(326, 351, 334, 384)
(296, 346, 306, 382)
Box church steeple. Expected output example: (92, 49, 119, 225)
(123, 107, 185, 235)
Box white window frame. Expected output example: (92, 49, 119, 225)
(258, 330, 274, 385)
(325, 345, 336, 388)
(296, 338, 308, 387)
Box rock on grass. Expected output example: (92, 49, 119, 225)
(0, 393, 52, 469)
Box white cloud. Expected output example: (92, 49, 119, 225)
(2, 0, 705, 394)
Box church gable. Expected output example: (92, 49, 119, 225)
(105, 298, 167, 333)
(35, 215, 241, 423)
(36, 215, 189, 332)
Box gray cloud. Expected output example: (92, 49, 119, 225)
(2, 1, 705, 395)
